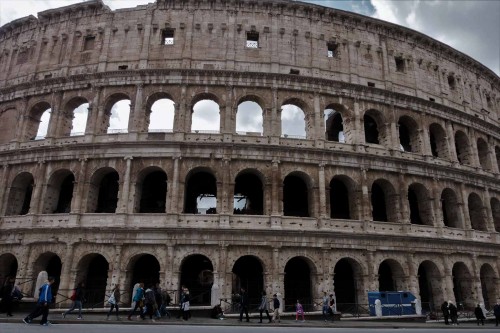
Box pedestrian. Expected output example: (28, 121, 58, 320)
(440, 301, 449, 325)
(177, 285, 186, 318)
(0, 276, 16, 317)
(127, 282, 144, 320)
(160, 289, 171, 318)
(238, 287, 250, 322)
(106, 285, 121, 320)
(295, 299, 305, 322)
(329, 294, 335, 322)
(271, 294, 280, 323)
(321, 292, 329, 322)
(494, 301, 500, 326)
(153, 282, 163, 318)
(448, 301, 459, 325)
(62, 282, 85, 319)
(475, 303, 485, 326)
(143, 285, 157, 321)
(23, 276, 55, 326)
(258, 290, 271, 323)
(181, 289, 190, 321)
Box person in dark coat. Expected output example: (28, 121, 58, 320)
(238, 287, 250, 322)
(474, 304, 486, 326)
(23, 276, 55, 326)
(63, 282, 86, 319)
(448, 301, 459, 325)
(440, 301, 449, 325)
(494, 302, 500, 326)
(0, 276, 17, 317)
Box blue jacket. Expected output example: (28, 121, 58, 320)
(38, 283, 52, 304)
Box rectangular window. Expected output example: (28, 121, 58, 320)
(327, 42, 339, 58)
(83, 36, 95, 51)
(161, 29, 175, 45)
(448, 75, 456, 90)
(246, 32, 259, 48)
(367, 82, 375, 87)
(395, 56, 405, 72)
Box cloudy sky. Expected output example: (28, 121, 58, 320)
(2, 0, 498, 136)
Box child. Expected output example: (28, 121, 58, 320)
(295, 299, 305, 322)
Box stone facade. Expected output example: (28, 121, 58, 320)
(0, 0, 499, 312)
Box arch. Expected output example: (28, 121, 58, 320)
(281, 101, 307, 139)
(126, 254, 160, 301)
(454, 131, 473, 166)
(146, 93, 175, 132)
(179, 254, 214, 305)
(284, 256, 315, 310)
(33, 252, 62, 294)
(135, 167, 167, 213)
(75, 253, 109, 306)
(0, 108, 18, 144)
(191, 97, 220, 133)
(235, 100, 263, 135)
(441, 188, 462, 228)
(476, 138, 490, 170)
(429, 123, 449, 159)
(283, 172, 311, 217)
(86, 167, 119, 213)
(104, 93, 131, 134)
(417, 260, 443, 311)
(324, 103, 348, 143)
(363, 109, 386, 145)
(371, 179, 398, 222)
(6, 172, 34, 216)
(452, 262, 473, 309)
(398, 115, 420, 153)
(492, 197, 500, 232)
(378, 259, 405, 292)
(329, 175, 357, 220)
(25, 101, 51, 141)
(480, 263, 497, 309)
(0, 253, 18, 286)
(61, 97, 90, 137)
(408, 183, 433, 226)
(183, 168, 217, 214)
(334, 258, 364, 311)
(468, 192, 487, 231)
(232, 255, 264, 305)
(42, 169, 75, 214)
(234, 170, 264, 215)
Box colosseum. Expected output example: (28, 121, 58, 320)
(0, 0, 499, 315)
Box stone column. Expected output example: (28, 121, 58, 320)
(29, 160, 47, 214)
(220, 158, 231, 214)
(352, 99, 362, 145)
(398, 174, 409, 223)
(58, 243, 75, 298)
(71, 158, 88, 214)
(88, 87, 104, 136)
(468, 129, 481, 168)
(459, 183, 472, 229)
(318, 163, 327, 218)
(44, 92, 63, 140)
(406, 253, 419, 298)
(13, 97, 29, 144)
(359, 169, 372, 222)
(166, 156, 181, 214)
(432, 178, 444, 230)
(269, 88, 280, 144)
(445, 120, 458, 163)
(271, 160, 281, 216)
(419, 116, 432, 157)
(488, 137, 499, 174)
(130, 84, 144, 133)
(442, 261, 455, 303)
(108, 244, 122, 290)
(483, 188, 495, 232)
(262, 107, 272, 137)
(164, 246, 176, 294)
(0, 164, 11, 216)
(117, 156, 133, 214)
(222, 86, 233, 134)
(365, 250, 378, 292)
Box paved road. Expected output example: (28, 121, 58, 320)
(2, 323, 499, 333)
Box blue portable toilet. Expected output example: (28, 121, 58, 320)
(368, 291, 416, 316)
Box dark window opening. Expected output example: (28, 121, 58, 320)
(441, 189, 460, 228)
(83, 36, 95, 51)
(371, 183, 387, 222)
(408, 188, 423, 225)
(325, 111, 344, 142)
(429, 97, 435, 102)
(378, 261, 394, 292)
(184, 171, 217, 214)
(180, 255, 213, 305)
(118, 65, 128, 70)
(232, 256, 263, 305)
(161, 29, 175, 45)
(54, 174, 75, 213)
(289, 69, 300, 75)
(284, 258, 312, 311)
(246, 32, 259, 48)
(469, 193, 486, 231)
(395, 56, 405, 72)
(139, 171, 167, 213)
(283, 175, 309, 217)
(330, 178, 350, 219)
(430, 132, 438, 157)
(364, 115, 379, 144)
(417, 265, 432, 310)
(398, 122, 412, 152)
(84, 255, 109, 306)
(130, 255, 160, 302)
(367, 82, 375, 87)
(327, 42, 339, 58)
(20, 181, 34, 215)
(96, 172, 119, 213)
(448, 76, 456, 90)
(233, 173, 263, 215)
(334, 259, 357, 312)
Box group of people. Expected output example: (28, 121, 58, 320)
(441, 300, 500, 326)
(239, 288, 281, 323)
(321, 292, 336, 322)
(127, 282, 174, 322)
(0, 276, 22, 318)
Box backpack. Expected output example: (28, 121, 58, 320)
(70, 289, 77, 301)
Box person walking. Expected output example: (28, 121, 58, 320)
(181, 289, 190, 321)
(475, 304, 486, 326)
(63, 282, 85, 319)
(153, 282, 163, 318)
(295, 299, 305, 322)
(127, 282, 144, 320)
(143, 285, 157, 321)
(329, 294, 336, 322)
(238, 287, 250, 322)
(494, 301, 500, 326)
(440, 301, 449, 325)
(106, 285, 121, 320)
(448, 301, 459, 325)
(258, 290, 271, 323)
(271, 294, 280, 323)
(0, 276, 16, 317)
(321, 292, 329, 322)
(23, 276, 55, 326)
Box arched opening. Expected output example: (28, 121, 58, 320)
(128, 254, 160, 302)
(480, 264, 497, 309)
(42, 170, 75, 214)
(284, 257, 312, 310)
(441, 188, 461, 228)
(418, 261, 442, 312)
(184, 170, 217, 214)
(371, 180, 397, 222)
(492, 198, 500, 232)
(429, 123, 448, 159)
(283, 173, 309, 217)
(6, 172, 34, 216)
(106, 98, 131, 134)
(180, 254, 213, 305)
(138, 170, 167, 213)
(233, 171, 264, 215)
(33, 253, 62, 296)
(329, 177, 351, 219)
(76, 254, 109, 307)
(70, 103, 89, 136)
(86, 168, 119, 213)
(191, 99, 220, 133)
(452, 262, 473, 309)
(35, 109, 51, 140)
(25, 102, 51, 141)
(363, 114, 379, 144)
(468, 193, 487, 231)
(0, 254, 18, 286)
(477, 138, 490, 170)
(496, 146, 500, 172)
(281, 104, 306, 139)
(378, 259, 405, 292)
(324, 108, 344, 142)
(408, 183, 433, 226)
(235, 101, 263, 135)
(148, 98, 175, 132)
(398, 116, 420, 153)
(232, 256, 264, 306)
(334, 258, 363, 311)
(61, 98, 89, 137)
(454, 131, 473, 165)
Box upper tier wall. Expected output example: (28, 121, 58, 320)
(0, 0, 498, 123)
